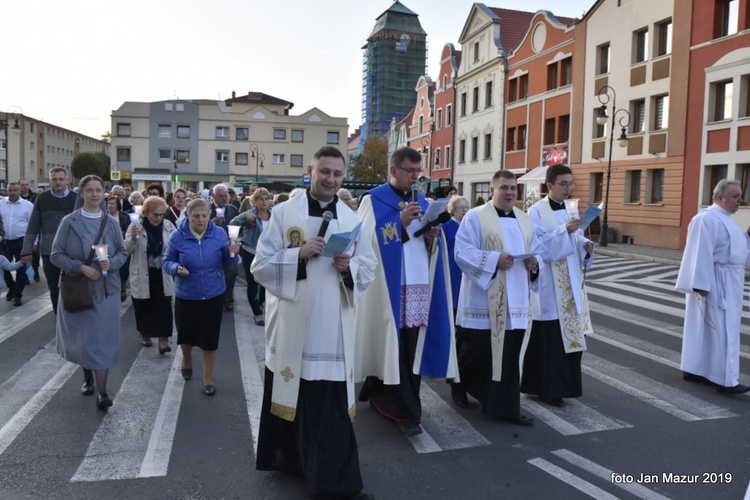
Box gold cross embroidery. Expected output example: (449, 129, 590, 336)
(281, 367, 294, 382)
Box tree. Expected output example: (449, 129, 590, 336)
(94, 151, 112, 181)
(101, 131, 111, 143)
(71, 152, 107, 180)
(349, 136, 389, 183)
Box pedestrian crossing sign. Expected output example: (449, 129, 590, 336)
(111, 171, 121, 181)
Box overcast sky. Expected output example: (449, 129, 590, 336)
(3, 0, 594, 140)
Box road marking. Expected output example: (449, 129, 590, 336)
(552, 449, 672, 500)
(587, 285, 687, 319)
(233, 289, 266, 456)
(521, 396, 631, 436)
(72, 343, 182, 482)
(583, 354, 736, 421)
(0, 292, 53, 345)
(412, 382, 491, 453)
(527, 457, 620, 500)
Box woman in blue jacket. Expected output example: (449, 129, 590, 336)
(163, 198, 240, 396)
(229, 187, 272, 326)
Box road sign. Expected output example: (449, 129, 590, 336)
(111, 171, 121, 181)
(302, 173, 311, 186)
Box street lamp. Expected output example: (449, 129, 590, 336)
(596, 86, 630, 247)
(250, 143, 265, 183)
(1, 108, 22, 191)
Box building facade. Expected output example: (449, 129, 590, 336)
(407, 76, 435, 186)
(432, 43, 461, 187)
(110, 92, 347, 192)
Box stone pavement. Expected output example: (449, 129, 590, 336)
(595, 242, 683, 266)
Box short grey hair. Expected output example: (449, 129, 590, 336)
(212, 184, 228, 195)
(713, 179, 741, 202)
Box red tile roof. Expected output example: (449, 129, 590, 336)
(488, 7, 536, 52)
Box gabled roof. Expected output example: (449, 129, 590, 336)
(225, 92, 294, 109)
(488, 7, 536, 52)
(371, 0, 426, 36)
(454, 50, 462, 70)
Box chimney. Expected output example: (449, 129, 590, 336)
(231, 90, 236, 98)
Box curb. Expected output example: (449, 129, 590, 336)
(595, 248, 681, 267)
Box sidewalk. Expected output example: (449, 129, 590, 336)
(594, 242, 683, 266)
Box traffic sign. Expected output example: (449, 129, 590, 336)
(302, 173, 311, 186)
(111, 171, 121, 181)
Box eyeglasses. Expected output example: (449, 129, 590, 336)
(175, 194, 186, 199)
(395, 165, 423, 175)
(556, 182, 576, 189)
(151, 213, 166, 218)
(148, 191, 160, 196)
(83, 188, 104, 195)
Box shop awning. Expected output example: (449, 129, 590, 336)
(517, 166, 548, 184)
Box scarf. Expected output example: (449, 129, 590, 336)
(143, 218, 164, 269)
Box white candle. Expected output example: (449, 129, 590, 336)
(227, 225, 240, 257)
(215, 207, 225, 218)
(564, 198, 580, 220)
(129, 213, 140, 240)
(94, 244, 109, 276)
(133, 205, 142, 215)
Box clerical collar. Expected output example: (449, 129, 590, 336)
(389, 183, 413, 201)
(548, 197, 566, 211)
(306, 189, 338, 218)
(494, 206, 516, 218)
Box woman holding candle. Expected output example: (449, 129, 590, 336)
(51, 175, 128, 410)
(165, 187, 188, 227)
(126, 196, 177, 354)
(163, 198, 240, 395)
(229, 188, 272, 326)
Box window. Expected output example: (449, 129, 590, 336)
(471, 137, 479, 161)
(656, 19, 672, 56)
(519, 74, 529, 99)
(158, 124, 171, 137)
(158, 149, 171, 160)
(561, 57, 572, 86)
(472, 87, 479, 112)
(216, 151, 229, 162)
(445, 146, 451, 169)
(633, 28, 649, 63)
(594, 109, 606, 138)
(0, 140, 5, 150)
(291, 154, 304, 168)
(117, 148, 131, 162)
(446, 105, 453, 126)
(176, 125, 190, 138)
(461, 93, 468, 116)
(647, 168, 665, 203)
(627, 170, 642, 202)
(327, 131, 339, 144)
(473, 182, 490, 205)
(165, 103, 173, 111)
(419, 115, 424, 133)
(712, 80, 733, 121)
(216, 126, 229, 138)
(508, 79, 517, 103)
(547, 63, 558, 90)
(484, 133, 492, 159)
(176, 150, 190, 163)
(459, 139, 466, 163)
(236, 127, 249, 141)
(274, 129, 286, 140)
(507, 127, 516, 151)
(544, 118, 556, 145)
(443, 75, 448, 89)
(473, 41, 480, 62)
(272, 154, 285, 164)
(558, 115, 570, 143)
(597, 43, 610, 75)
(631, 99, 646, 133)
(292, 130, 304, 143)
(706, 165, 728, 203)
(434, 148, 441, 167)
(236, 152, 248, 165)
(591, 173, 603, 203)
(653, 95, 669, 130)
(740, 164, 750, 205)
(437, 108, 443, 129)
(485, 81, 493, 108)
(518, 125, 527, 150)
(718, 0, 739, 37)
(175, 103, 184, 112)
(742, 75, 750, 118)
(117, 123, 131, 136)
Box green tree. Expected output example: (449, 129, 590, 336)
(71, 152, 106, 181)
(94, 151, 112, 181)
(349, 136, 389, 183)
(101, 131, 111, 143)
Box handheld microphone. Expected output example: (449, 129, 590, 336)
(411, 183, 420, 203)
(318, 211, 333, 238)
(414, 211, 451, 238)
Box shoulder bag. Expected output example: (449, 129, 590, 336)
(60, 214, 108, 313)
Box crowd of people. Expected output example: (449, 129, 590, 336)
(1, 147, 748, 499)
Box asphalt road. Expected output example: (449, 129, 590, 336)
(0, 254, 748, 499)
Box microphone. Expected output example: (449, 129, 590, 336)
(411, 183, 419, 203)
(414, 211, 451, 238)
(318, 210, 333, 238)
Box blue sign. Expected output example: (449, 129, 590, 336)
(302, 173, 311, 186)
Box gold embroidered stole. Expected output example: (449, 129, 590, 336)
(536, 198, 590, 353)
(476, 203, 534, 381)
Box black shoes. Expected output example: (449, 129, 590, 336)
(501, 413, 534, 427)
(450, 382, 468, 408)
(13, 296, 22, 307)
(96, 393, 113, 410)
(203, 385, 216, 396)
(181, 369, 192, 380)
(158, 338, 171, 355)
(33, 272, 40, 282)
(81, 378, 94, 396)
(717, 384, 750, 395)
(140, 335, 153, 347)
(683, 372, 718, 387)
(542, 397, 565, 407)
(398, 421, 423, 437)
(6, 291, 14, 302)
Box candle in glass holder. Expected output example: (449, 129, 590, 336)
(129, 212, 141, 240)
(94, 244, 109, 276)
(227, 225, 241, 257)
(133, 205, 142, 215)
(215, 207, 225, 218)
(564, 198, 580, 220)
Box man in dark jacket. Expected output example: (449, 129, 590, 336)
(210, 184, 240, 310)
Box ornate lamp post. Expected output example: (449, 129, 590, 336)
(1, 108, 22, 191)
(596, 86, 630, 247)
(250, 143, 265, 183)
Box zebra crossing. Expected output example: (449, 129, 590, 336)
(0, 255, 747, 498)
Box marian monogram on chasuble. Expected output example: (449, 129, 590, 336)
(380, 222, 400, 245)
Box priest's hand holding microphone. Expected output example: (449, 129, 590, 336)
(298, 211, 350, 271)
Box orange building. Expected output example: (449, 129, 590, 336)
(432, 43, 461, 187)
(407, 76, 435, 184)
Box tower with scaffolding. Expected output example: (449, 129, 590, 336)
(360, 1, 427, 146)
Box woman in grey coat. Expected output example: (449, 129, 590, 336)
(51, 175, 128, 410)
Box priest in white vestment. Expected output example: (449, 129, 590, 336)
(676, 179, 750, 394)
(454, 170, 565, 425)
(252, 147, 377, 499)
(521, 165, 594, 407)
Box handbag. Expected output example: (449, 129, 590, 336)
(60, 214, 108, 313)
